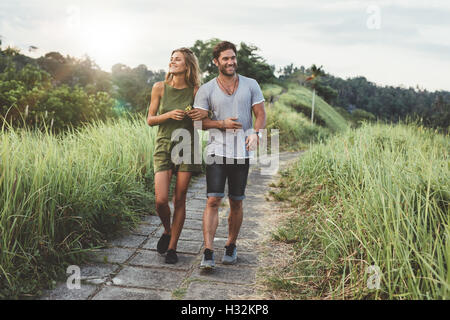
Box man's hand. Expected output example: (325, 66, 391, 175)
(187, 108, 208, 121)
(223, 117, 242, 130)
(245, 133, 258, 151)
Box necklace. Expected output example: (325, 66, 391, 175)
(217, 75, 238, 96)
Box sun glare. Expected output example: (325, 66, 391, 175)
(80, 17, 134, 70)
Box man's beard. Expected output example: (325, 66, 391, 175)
(219, 63, 237, 76)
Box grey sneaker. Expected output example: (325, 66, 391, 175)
(200, 249, 215, 269)
(222, 244, 237, 265)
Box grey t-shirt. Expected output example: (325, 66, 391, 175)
(193, 74, 265, 159)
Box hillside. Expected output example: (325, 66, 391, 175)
(281, 83, 348, 132)
(262, 83, 348, 150)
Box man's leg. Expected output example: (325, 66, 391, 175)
(203, 196, 222, 250)
(227, 198, 243, 246)
(226, 158, 250, 246)
(203, 156, 227, 251)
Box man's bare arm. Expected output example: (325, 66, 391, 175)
(252, 102, 266, 132)
(245, 102, 266, 151)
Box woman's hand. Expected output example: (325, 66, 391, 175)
(186, 108, 208, 121)
(168, 109, 186, 121)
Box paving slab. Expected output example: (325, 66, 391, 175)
(179, 228, 204, 241)
(183, 219, 203, 230)
(92, 286, 172, 300)
(128, 250, 197, 271)
(187, 199, 208, 209)
(185, 211, 204, 221)
(214, 250, 259, 266)
(79, 263, 119, 284)
(131, 223, 159, 236)
(112, 266, 185, 290)
(108, 234, 147, 248)
(215, 226, 259, 240)
(213, 237, 258, 252)
(191, 265, 256, 285)
(40, 282, 97, 300)
(140, 214, 161, 225)
(87, 247, 136, 264)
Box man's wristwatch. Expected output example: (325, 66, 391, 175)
(255, 130, 262, 139)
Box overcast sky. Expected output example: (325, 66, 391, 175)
(1, 0, 449, 91)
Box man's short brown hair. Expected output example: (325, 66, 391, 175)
(213, 41, 237, 60)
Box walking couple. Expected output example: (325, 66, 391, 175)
(146, 41, 266, 267)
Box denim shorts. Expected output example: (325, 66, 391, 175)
(205, 155, 250, 201)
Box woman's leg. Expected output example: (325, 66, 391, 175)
(168, 171, 192, 250)
(154, 170, 173, 235)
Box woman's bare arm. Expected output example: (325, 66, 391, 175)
(147, 81, 185, 126)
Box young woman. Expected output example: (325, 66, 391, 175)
(147, 48, 207, 264)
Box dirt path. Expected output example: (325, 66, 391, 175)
(40, 151, 302, 300)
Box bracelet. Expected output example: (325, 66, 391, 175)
(222, 120, 225, 129)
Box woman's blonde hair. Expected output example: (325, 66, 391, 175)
(165, 47, 201, 88)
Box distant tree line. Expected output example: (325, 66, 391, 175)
(0, 45, 167, 132)
(1, 34, 448, 133)
(280, 64, 449, 132)
(0, 50, 113, 132)
(0, 37, 276, 132)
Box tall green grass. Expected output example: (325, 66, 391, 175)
(262, 83, 285, 103)
(270, 121, 449, 299)
(265, 100, 331, 150)
(0, 114, 157, 298)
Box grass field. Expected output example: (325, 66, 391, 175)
(267, 121, 449, 299)
(0, 114, 158, 298)
(0, 83, 349, 299)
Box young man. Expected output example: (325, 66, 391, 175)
(193, 41, 266, 269)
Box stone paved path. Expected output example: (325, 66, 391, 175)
(40, 151, 302, 300)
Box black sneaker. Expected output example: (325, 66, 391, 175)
(157, 233, 171, 254)
(165, 249, 178, 264)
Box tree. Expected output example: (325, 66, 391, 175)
(190, 39, 276, 84)
(278, 63, 299, 80)
(423, 94, 450, 132)
(0, 52, 116, 132)
(111, 63, 165, 114)
(3, 46, 21, 57)
(190, 38, 222, 81)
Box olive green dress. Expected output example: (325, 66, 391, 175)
(153, 83, 202, 173)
